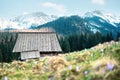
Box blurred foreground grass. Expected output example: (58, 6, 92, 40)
(0, 41, 120, 80)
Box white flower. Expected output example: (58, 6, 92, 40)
(76, 66, 80, 71)
(4, 76, 8, 80)
(84, 49, 87, 51)
(90, 54, 93, 56)
(91, 47, 94, 50)
(100, 49, 104, 52)
(99, 43, 101, 46)
(48, 76, 53, 80)
(34, 61, 37, 64)
(68, 65, 72, 70)
(84, 71, 88, 75)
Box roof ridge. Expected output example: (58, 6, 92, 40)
(19, 32, 56, 34)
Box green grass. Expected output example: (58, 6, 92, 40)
(0, 41, 120, 80)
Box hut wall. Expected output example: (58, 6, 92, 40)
(40, 52, 58, 57)
(21, 51, 40, 60)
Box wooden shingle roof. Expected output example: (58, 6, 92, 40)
(13, 32, 62, 52)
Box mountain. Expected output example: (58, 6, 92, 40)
(0, 10, 120, 37)
(84, 10, 120, 36)
(35, 10, 120, 37)
(0, 12, 57, 30)
(34, 15, 92, 35)
(84, 10, 120, 26)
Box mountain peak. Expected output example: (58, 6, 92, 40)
(84, 10, 110, 17)
(0, 12, 58, 30)
(84, 10, 120, 26)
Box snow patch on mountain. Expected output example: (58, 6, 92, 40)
(99, 19, 105, 23)
(84, 10, 120, 27)
(88, 24, 99, 33)
(90, 22, 101, 28)
(0, 12, 57, 30)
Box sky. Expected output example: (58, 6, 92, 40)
(0, 0, 120, 18)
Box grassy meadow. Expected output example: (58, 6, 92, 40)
(0, 41, 120, 80)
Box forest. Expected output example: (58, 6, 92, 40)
(0, 31, 120, 62)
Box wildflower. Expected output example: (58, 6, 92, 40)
(64, 57, 67, 61)
(101, 69, 105, 75)
(68, 65, 72, 70)
(34, 61, 37, 64)
(99, 43, 101, 46)
(48, 76, 53, 80)
(84, 70, 88, 75)
(100, 49, 104, 52)
(90, 54, 93, 57)
(76, 66, 80, 71)
(84, 49, 87, 51)
(4, 76, 8, 80)
(91, 47, 94, 50)
(107, 63, 114, 71)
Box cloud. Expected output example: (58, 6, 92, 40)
(41, 2, 66, 16)
(91, 0, 105, 5)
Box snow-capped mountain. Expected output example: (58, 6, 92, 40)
(0, 12, 57, 30)
(84, 10, 120, 27)
(0, 17, 11, 30)
(35, 10, 120, 37)
(0, 10, 120, 37)
(83, 10, 120, 35)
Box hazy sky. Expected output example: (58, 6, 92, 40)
(0, 0, 120, 18)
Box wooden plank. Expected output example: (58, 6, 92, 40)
(13, 32, 62, 53)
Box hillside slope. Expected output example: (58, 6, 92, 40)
(0, 41, 120, 80)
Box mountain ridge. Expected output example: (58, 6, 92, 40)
(34, 10, 120, 37)
(0, 12, 57, 30)
(0, 10, 120, 37)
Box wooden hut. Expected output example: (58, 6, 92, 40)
(12, 31, 62, 60)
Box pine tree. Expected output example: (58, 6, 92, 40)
(116, 32, 120, 41)
(59, 37, 71, 53)
(0, 32, 18, 62)
(0, 49, 3, 62)
(95, 31, 102, 44)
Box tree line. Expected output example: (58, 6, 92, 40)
(0, 32, 19, 62)
(59, 32, 120, 53)
(0, 31, 120, 62)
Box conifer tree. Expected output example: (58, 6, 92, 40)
(116, 32, 120, 41)
(0, 49, 2, 62)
